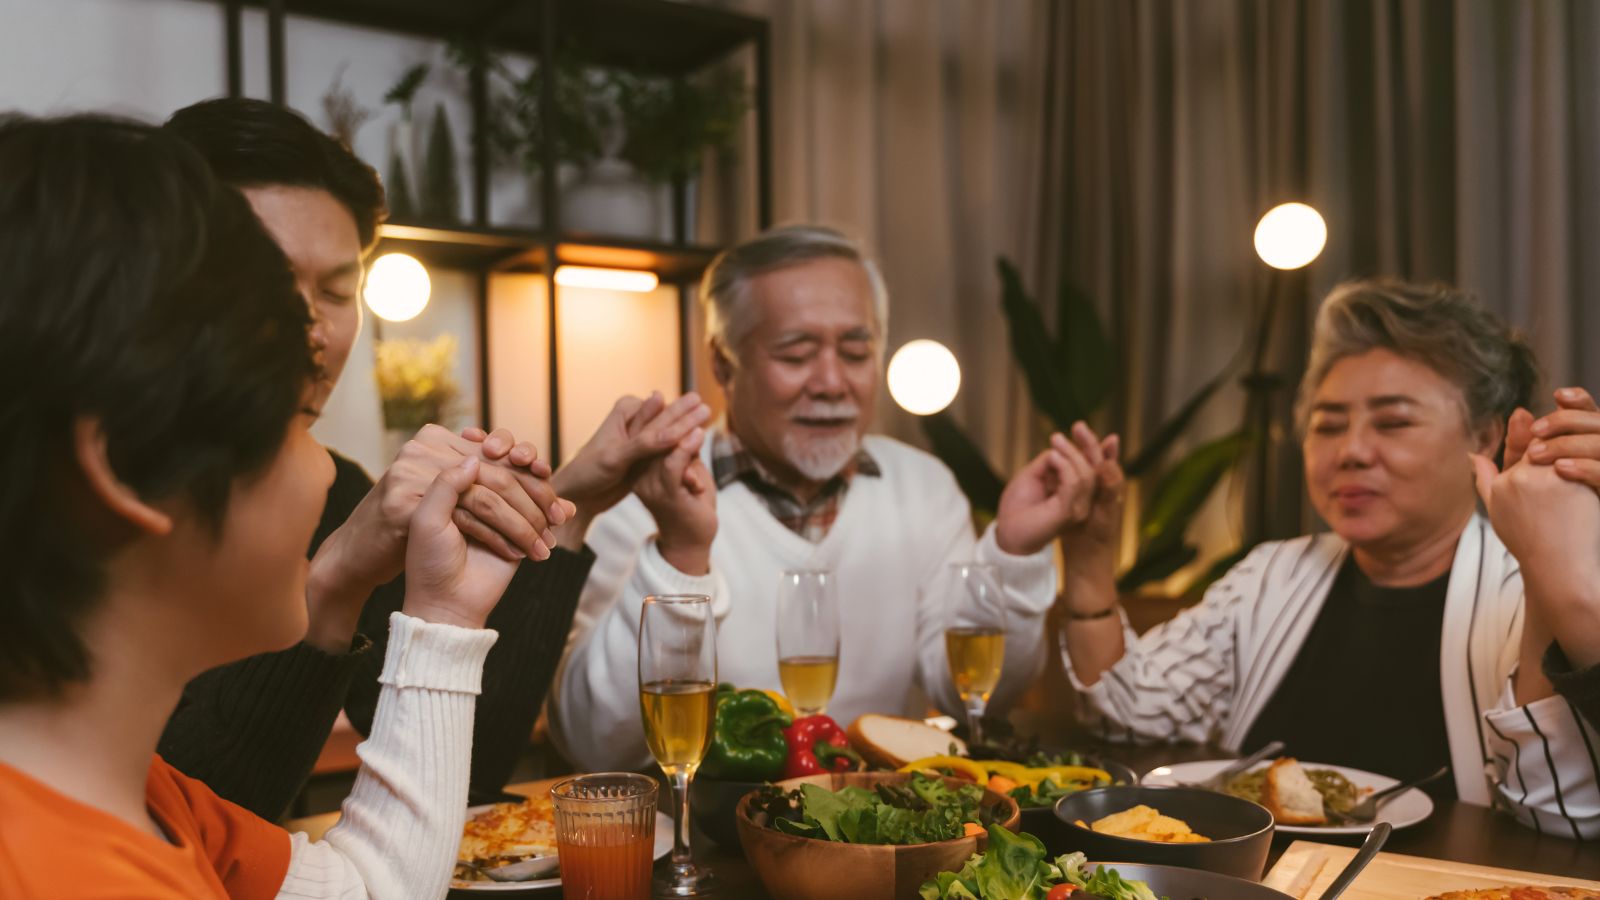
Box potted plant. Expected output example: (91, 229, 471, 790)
(382, 62, 430, 219)
(924, 260, 1261, 600)
(373, 334, 461, 461)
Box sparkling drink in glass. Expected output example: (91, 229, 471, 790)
(637, 594, 717, 896)
(939, 563, 1006, 745)
(775, 569, 840, 717)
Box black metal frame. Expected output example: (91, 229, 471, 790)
(228, 0, 772, 464)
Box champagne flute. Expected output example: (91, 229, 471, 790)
(638, 594, 717, 896)
(941, 563, 1006, 745)
(775, 569, 840, 717)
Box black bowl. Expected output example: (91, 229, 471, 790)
(691, 777, 767, 850)
(1082, 861, 1293, 900)
(1013, 757, 1140, 856)
(1052, 785, 1274, 880)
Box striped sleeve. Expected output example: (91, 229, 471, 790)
(1065, 545, 1265, 744)
(1484, 678, 1600, 841)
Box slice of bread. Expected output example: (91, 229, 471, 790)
(1261, 757, 1327, 826)
(846, 714, 967, 769)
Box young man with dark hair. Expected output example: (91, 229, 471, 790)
(0, 111, 503, 899)
(157, 98, 711, 816)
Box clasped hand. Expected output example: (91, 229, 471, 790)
(994, 421, 1125, 558)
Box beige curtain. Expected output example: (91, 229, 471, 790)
(695, 0, 1057, 471)
(692, 0, 1600, 564)
(1043, 0, 1600, 554)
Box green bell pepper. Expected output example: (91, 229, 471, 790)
(699, 683, 792, 781)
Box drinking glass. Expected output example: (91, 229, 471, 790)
(637, 594, 717, 896)
(940, 563, 1006, 745)
(551, 773, 658, 900)
(774, 569, 840, 717)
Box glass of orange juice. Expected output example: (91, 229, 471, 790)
(550, 773, 658, 900)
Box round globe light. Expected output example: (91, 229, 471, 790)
(887, 339, 962, 416)
(364, 253, 431, 322)
(1253, 202, 1328, 270)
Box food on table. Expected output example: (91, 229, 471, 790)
(918, 825, 1162, 900)
(1427, 883, 1600, 890)
(1260, 757, 1327, 825)
(898, 755, 1115, 809)
(455, 796, 558, 882)
(782, 714, 864, 778)
(749, 771, 997, 845)
(1224, 757, 1363, 823)
(698, 683, 793, 781)
(1073, 804, 1210, 843)
(849, 713, 968, 769)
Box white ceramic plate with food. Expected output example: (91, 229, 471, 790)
(450, 806, 674, 892)
(1140, 759, 1434, 835)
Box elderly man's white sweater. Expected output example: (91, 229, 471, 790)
(550, 434, 1057, 773)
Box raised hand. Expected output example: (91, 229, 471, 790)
(304, 424, 568, 651)
(542, 392, 712, 547)
(400, 458, 522, 631)
(994, 421, 1123, 557)
(634, 427, 717, 576)
(1520, 387, 1600, 491)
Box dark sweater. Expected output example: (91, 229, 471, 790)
(158, 449, 591, 820)
(1545, 641, 1600, 733)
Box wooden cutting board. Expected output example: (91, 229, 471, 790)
(1264, 841, 1600, 899)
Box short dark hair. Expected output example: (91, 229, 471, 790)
(0, 113, 318, 699)
(164, 97, 386, 251)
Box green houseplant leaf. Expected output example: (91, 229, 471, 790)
(920, 411, 1005, 517)
(997, 257, 1081, 430)
(1123, 371, 1230, 478)
(1138, 428, 1253, 547)
(1056, 278, 1114, 417)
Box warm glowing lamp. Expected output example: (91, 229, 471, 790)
(887, 339, 961, 415)
(553, 265, 659, 293)
(363, 253, 431, 322)
(1253, 202, 1327, 270)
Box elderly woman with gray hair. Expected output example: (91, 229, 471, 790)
(1058, 278, 1600, 840)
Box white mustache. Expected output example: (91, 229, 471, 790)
(790, 403, 860, 421)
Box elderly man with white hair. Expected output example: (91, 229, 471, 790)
(549, 225, 1120, 771)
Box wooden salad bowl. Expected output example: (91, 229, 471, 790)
(735, 771, 1022, 900)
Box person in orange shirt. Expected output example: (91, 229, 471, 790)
(0, 114, 545, 898)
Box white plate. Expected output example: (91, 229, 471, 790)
(450, 807, 674, 892)
(1139, 759, 1434, 836)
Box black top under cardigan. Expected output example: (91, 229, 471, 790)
(157, 449, 591, 820)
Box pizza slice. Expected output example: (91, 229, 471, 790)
(1426, 887, 1600, 899)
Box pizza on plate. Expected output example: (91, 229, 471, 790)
(1425, 888, 1600, 899)
(454, 795, 558, 882)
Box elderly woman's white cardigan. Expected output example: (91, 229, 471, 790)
(1068, 514, 1600, 840)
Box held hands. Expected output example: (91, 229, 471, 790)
(1517, 386, 1600, 491)
(634, 426, 717, 576)
(1472, 404, 1600, 577)
(994, 421, 1124, 558)
(305, 424, 570, 651)
(400, 458, 522, 630)
(544, 391, 713, 547)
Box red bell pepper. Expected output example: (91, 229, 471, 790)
(781, 715, 863, 778)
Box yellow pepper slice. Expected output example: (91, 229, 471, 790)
(759, 689, 795, 718)
(1037, 765, 1113, 786)
(896, 755, 990, 783)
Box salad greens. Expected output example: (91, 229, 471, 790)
(918, 825, 1162, 900)
(751, 772, 995, 845)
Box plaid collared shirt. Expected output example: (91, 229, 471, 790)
(710, 426, 881, 543)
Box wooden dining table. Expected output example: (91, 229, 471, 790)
(286, 712, 1600, 898)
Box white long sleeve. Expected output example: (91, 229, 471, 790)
(275, 612, 498, 900)
(1484, 668, 1600, 840)
(551, 538, 727, 772)
(550, 434, 1057, 773)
